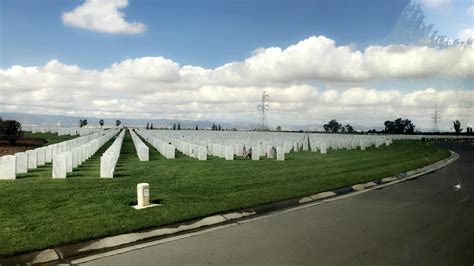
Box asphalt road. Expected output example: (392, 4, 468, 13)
(81, 141, 474, 266)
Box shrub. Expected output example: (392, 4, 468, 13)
(0, 120, 23, 144)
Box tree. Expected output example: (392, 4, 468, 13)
(173, 123, 176, 130)
(146, 123, 149, 130)
(323, 119, 342, 133)
(212, 124, 216, 131)
(345, 124, 355, 133)
(384, 118, 415, 134)
(453, 120, 462, 134)
(99, 119, 104, 128)
(195, 125, 198, 130)
(150, 123, 154, 129)
(79, 119, 88, 128)
(218, 124, 221, 131)
(177, 123, 181, 130)
(0, 120, 23, 144)
(276, 126, 282, 131)
(116, 120, 121, 127)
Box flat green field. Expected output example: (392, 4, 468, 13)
(0, 131, 450, 256)
(21, 131, 78, 146)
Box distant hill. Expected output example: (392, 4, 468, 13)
(1, 112, 260, 130)
(1, 112, 387, 132)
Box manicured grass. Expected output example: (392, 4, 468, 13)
(21, 131, 79, 146)
(0, 131, 450, 256)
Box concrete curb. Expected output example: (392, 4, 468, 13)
(0, 151, 459, 265)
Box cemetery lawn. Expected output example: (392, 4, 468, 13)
(21, 131, 78, 146)
(0, 132, 450, 256)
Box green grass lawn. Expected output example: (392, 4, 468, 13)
(21, 131, 79, 146)
(0, 131, 450, 256)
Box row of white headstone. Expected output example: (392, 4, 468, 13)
(52, 129, 119, 179)
(135, 130, 176, 159)
(100, 130, 126, 178)
(0, 129, 108, 180)
(148, 131, 303, 156)
(129, 129, 149, 161)
(143, 130, 395, 157)
(137, 130, 288, 161)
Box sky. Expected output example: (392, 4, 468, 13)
(0, 0, 473, 131)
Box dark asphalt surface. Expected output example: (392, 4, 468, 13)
(82, 141, 474, 266)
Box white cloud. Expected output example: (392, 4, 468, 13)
(210, 36, 473, 83)
(62, 0, 145, 34)
(458, 28, 474, 42)
(1, 35, 473, 130)
(418, 0, 452, 10)
(467, 5, 474, 16)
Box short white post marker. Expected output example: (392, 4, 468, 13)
(133, 183, 160, 210)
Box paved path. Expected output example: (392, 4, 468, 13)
(80, 141, 474, 266)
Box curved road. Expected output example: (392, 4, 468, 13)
(79, 141, 474, 266)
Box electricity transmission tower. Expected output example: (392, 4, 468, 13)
(257, 91, 270, 130)
(432, 106, 441, 132)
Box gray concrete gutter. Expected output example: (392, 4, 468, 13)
(0, 151, 459, 265)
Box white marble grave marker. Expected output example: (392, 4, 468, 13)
(52, 154, 67, 179)
(0, 155, 16, 179)
(26, 150, 37, 169)
(276, 147, 285, 161)
(45, 146, 52, 163)
(36, 148, 46, 166)
(320, 143, 327, 154)
(225, 146, 234, 160)
(65, 152, 73, 172)
(15, 152, 27, 174)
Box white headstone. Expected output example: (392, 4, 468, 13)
(225, 146, 234, 160)
(198, 146, 207, 160)
(375, 140, 380, 148)
(251, 146, 260, 161)
(310, 142, 318, 152)
(26, 150, 37, 169)
(212, 144, 219, 157)
(45, 146, 52, 163)
(52, 154, 67, 179)
(320, 143, 327, 154)
(0, 155, 16, 179)
(139, 146, 149, 161)
(100, 154, 114, 178)
(36, 148, 46, 166)
(284, 142, 292, 153)
(15, 152, 28, 174)
(71, 149, 78, 168)
(303, 138, 309, 151)
(86, 144, 92, 159)
(294, 142, 299, 152)
(267, 146, 275, 159)
(51, 144, 58, 158)
(65, 152, 73, 173)
(80, 146, 86, 164)
(276, 147, 285, 161)
(166, 145, 175, 159)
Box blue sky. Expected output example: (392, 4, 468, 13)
(0, 0, 472, 131)
(1, 0, 409, 69)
